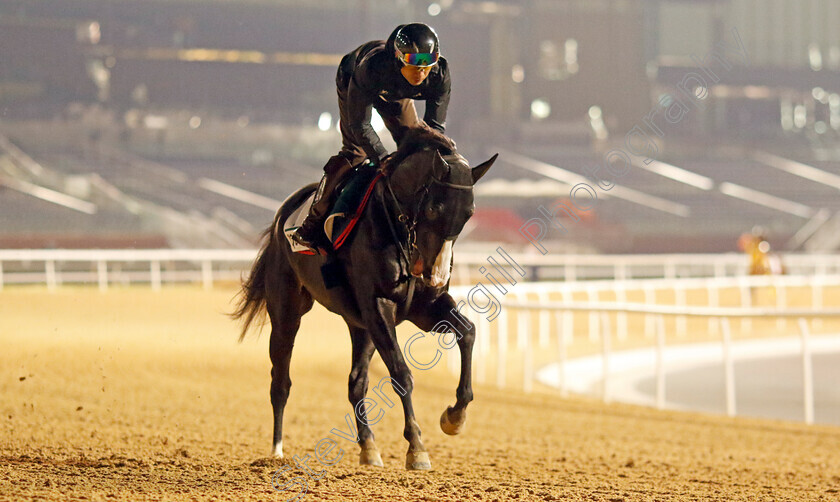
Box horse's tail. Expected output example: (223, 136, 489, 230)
(232, 184, 316, 341)
(231, 228, 273, 342)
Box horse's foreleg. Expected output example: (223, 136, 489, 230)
(439, 296, 475, 436)
(347, 326, 383, 467)
(410, 293, 474, 436)
(365, 297, 430, 471)
(439, 317, 475, 436)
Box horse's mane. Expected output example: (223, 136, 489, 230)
(389, 126, 456, 168)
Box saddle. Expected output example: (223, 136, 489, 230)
(284, 164, 382, 255)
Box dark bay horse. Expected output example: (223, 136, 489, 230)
(233, 127, 497, 470)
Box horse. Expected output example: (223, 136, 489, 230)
(233, 127, 497, 471)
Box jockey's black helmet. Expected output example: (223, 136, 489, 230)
(393, 23, 440, 67)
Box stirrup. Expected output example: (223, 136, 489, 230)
(292, 221, 330, 253)
(290, 230, 314, 249)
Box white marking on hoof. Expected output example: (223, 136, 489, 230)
(440, 406, 466, 436)
(360, 448, 384, 467)
(405, 451, 431, 471)
(272, 441, 283, 458)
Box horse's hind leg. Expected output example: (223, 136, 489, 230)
(347, 326, 383, 467)
(267, 278, 313, 458)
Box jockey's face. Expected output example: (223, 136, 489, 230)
(400, 64, 432, 86)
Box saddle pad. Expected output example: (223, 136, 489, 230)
(325, 168, 382, 250)
(283, 167, 382, 254)
(282, 192, 318, 255)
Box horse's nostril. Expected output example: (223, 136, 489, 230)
(411, 257, 424, 277)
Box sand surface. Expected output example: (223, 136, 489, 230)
(2, 286, 839, 501)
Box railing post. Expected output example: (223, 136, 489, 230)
(600, 311, 611, 403)
(588, 287, 599, 342)
(555, 310, 568, 397)
(776, 279, 787, 331)
(151, 260, 162, 291)
(496, 308, 508, 389)
(655, 315, 666, 410)
(720, 318, 736, 417)
(798, 318, 815, 425)
(675, 285, 687, 338)
(46, 260, 57, 292)
(616, 283, 628, 341)
(537, 291, 550, 348)
(97, 260, 108, 292)
(664, 260, 676, 279)
(475, 311, 487, 384)
(739, 278, 752, 333)
(714, 260, 726, 278)
(521, 312, 533, 393)
(202, 260, 213, 290)
(562, 307, 574, 347)
(816, 261, 827, 279)
(480, 314, 491, 356)
(644, 285, 655, 339)
(813, 276, 824, 330)
(707, 279, 719, 337)
(564, 262, 576, 282)
(615, 262, 627, 281)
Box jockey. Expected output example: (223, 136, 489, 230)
(292, 22, 451, 250)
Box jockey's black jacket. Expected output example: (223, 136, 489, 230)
(337, 29, 451, 165)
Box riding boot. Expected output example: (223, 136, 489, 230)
(292, 155, 354, 250)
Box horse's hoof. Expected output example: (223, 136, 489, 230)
(272, 441, 284, 458)
(360, 448, 384, 467)
(405, 451, 431, 471)
(440, 406, 466, 436)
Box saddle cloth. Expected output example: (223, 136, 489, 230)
(283, 166, 382, 254)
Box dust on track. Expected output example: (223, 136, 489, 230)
(1, 286, 839, 501)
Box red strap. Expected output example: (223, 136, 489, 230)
(332, 172, 384, 250)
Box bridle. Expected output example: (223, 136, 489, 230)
(380, 154, 472, 282)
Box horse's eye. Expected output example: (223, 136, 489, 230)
(425, 203, 443, 220)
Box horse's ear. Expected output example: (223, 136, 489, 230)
(433, 150, 450, 179)
(471, 154, 498, 184)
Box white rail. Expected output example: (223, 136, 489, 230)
(454, 251, 840, 280)
(6, 249, 840, 290)
(445, 284, 840, 426)
(0, 249, 256, 291)
(452, 274, 840, 340)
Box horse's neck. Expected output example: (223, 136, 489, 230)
(389, 169, 429, 204)
(367, 181, 411, 249)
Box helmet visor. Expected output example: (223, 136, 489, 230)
(397, 50, 439, 67)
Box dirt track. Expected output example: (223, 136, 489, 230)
(2, 286, 839, 501)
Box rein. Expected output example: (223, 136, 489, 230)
(383, 178, 416, 274)
(380, 178, 417, 315)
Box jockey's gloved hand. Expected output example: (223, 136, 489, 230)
(378, 153, 397, 176)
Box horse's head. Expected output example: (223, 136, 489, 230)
(387, 129, 497, 288)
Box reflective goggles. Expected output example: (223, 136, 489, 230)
(396, 50, 439, 67)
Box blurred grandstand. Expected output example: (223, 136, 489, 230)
(1, 0, 838, 254)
